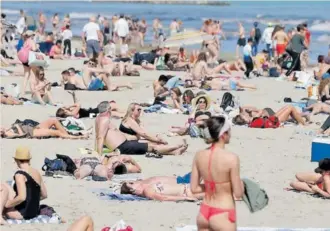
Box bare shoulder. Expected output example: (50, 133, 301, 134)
(224, 150, 239, 165)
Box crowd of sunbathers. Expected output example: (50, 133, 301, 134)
(1, 11, 330, 231)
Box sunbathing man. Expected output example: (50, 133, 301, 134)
(1, 118, 88, 139)
(1, 91, 23, 105)
(95, 101, 188, 156)
(61, 70, 87, 90)
(303, 102, 330, 116)
(120, 176, 204, 201)
(232, 105, 308, 126)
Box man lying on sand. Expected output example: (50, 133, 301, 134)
(120, 176, 204, 201)
(95, 101, 188, 156)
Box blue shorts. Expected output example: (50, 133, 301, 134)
(86, 40, 100, 56)
(229, 80, 237, 90)
(176, 172, 191, 184)
(165, 76, 183, 90)
(88, 78, 104, 91)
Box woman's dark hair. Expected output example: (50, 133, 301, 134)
(120, 182, 132, 194)
(318, 55, 325, 63)
(171, 87, 182, 97)
(197, 52, 207, 63)
(114, 164, 127, 175)
(56, 40, 62, 45)
(61, 70, 69, 75)
(56, 108, 67, 118)
(232, 115, 247, 125)
(183, 90, 195, 104)
(164, 53, 171, 64)
(206, 116, 226, 143)
(197, 96, 207, 104)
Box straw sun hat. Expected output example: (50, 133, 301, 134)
(14, 146, 32, 161)
(191, 94, 211, 110)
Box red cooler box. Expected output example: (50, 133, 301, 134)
(311, 138, 330, 162)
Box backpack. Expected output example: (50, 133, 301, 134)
(42, 158, 67, 172)
(255, 28, 261, 42)
(220, 92, 235, 111)
(55, 154, 77, 174)
(249, 116, 280, 129)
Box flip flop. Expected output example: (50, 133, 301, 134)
(145, 153, 163, 159)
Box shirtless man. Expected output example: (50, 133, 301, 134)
(61, 70, 87, 90)
(272, 26, 289, 57)
(152, 18, 162, 39)
(120, 177, 203, 201)
(82, 59, 132, 91)
(236, 22, 246, 58)
(38, 12, 47, 34)
(169, 19, 179, 36)
(95, 101, 188, 156)
(303, 102, 330, 116)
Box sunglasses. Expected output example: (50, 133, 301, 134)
(198, 100, 206, 104)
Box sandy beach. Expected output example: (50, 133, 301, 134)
(1, 56, 330, 230)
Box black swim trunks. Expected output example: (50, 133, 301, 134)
(117, 140, 148, 155)
(237, 38, 246, 47)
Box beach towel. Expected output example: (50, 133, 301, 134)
(61, 117, 86, 130)
(242, 178, 269, 212)
(5, 214, 61, 225)
(98, 192, 149, 201)
(176, 226, 330, 231)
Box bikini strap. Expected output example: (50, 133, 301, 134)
(207, 144, 216, 190)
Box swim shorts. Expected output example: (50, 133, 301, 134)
(322, 73, 330, 79)
(237, 38, 246, 47)
(276, 44, 286, 55)
(88, 78, 104, 91)
(117, 140, 148, 155)
(229, 80, 237, 90)
(86, 40, 100, 56)
(176, 172, 191, 184)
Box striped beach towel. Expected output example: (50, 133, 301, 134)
(176, 226, 330, 231)
(6, 214, 61, 225)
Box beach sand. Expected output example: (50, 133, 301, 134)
(1, 58, 329, 231)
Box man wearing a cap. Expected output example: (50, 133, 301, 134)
(261, 22, 274, 58)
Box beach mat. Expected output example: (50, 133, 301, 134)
(98, 192, 149, 201)
(6, 215, 61, 225)
(176, 226, 330, 231)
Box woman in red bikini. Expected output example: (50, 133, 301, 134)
(191, 115, 244, 231)
(290, 158, 330, 198)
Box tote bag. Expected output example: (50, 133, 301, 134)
(28, 51, 50, 67)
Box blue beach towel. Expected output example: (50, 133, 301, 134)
(98, 192, 149, 201)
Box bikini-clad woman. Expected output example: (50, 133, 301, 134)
(191, 115, 243, 231)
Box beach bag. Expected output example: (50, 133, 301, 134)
(28, 51, 50, 67)
(189, 124, 201, 138)
(55, 154, 77, 174)
(249, 116, 280, 129)
(42, 158, 67, 172)
(17, 47, 29, 63)
(220, 92, 235, 111)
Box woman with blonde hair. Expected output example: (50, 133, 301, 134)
(318, 78, 330, 103)
(119, 103, 188, 156)
(0, 146, 48, 224)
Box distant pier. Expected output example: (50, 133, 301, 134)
(92, 0, 230, 6)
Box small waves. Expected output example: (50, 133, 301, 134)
(310, 22, 330, 32)
(316, 34, 330, 43)
(2, 9, 20, 15)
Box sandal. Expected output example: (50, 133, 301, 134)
(145, 153, 163, 159)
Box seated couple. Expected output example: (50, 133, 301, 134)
(55, 91, 124, 118)
(290, 158, 330, 198)
(61, 59, 132, 91)
(1, 118, 88, 139)
(74, 152, 141, 181)
(95, 101, 188, 156)
(120, 174, 203, 201)
(1, 147, 48, 225)
(232, 105, 308, 126)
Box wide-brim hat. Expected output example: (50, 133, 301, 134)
(191, 94, 211, 110)
(14, 146, 32, 160)
(315, 158, 330, 173)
